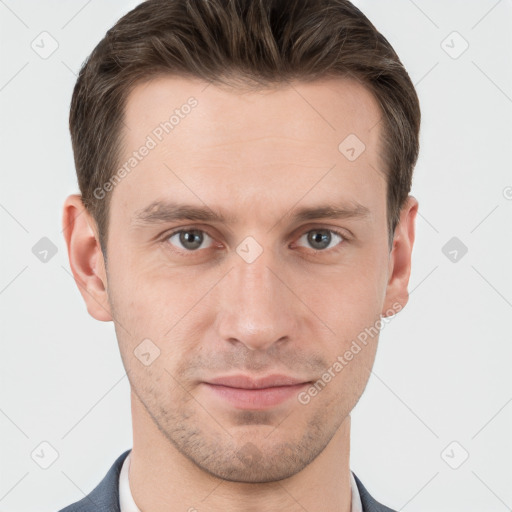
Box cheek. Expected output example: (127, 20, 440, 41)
(107, 254, 216, 368)
(295, 256, 385, 383)
(107, 247, 178, 322)
(305, 259, 385, 328)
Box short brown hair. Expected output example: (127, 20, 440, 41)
(69, 0, 420, 255)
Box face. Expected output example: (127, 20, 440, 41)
(64, 75, 417, 483)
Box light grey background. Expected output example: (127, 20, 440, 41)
(1, 1, 511, 511)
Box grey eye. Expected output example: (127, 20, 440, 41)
(168, 230, 214, 251)
(298, 229, 343, 251)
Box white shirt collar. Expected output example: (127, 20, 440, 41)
(119, 451, 140, 512)
(119, 451, 363, 512)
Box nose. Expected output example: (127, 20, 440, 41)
(215, 248, 300, 352)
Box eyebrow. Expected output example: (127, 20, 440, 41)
(131, 200, 371, 226)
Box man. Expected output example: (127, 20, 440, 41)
(60, 0, 420, 510)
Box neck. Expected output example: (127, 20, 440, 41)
(129, 390, 353, 512)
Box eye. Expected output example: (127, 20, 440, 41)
(162, 226, 348, 256)
(296, 228, 345, 252)
(166, 229, 215, 252)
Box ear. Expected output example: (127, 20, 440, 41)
(62, 194, 113, 322)
(381, 195, 419, 317)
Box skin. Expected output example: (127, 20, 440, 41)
(63, 75, 418, 512)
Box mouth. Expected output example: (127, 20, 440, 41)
(202, 374, 312, 410)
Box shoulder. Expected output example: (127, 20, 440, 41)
(57, 449, 131, 512)
(352, 471, 398, 512)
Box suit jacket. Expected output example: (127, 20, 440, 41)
(58, 449, 397, 512)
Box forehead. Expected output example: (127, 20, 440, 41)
(112, 75, 385, 223)
(123, 74, 382, 150)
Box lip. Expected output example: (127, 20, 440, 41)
(207, 374, 308, 389)
(202, 374, 311, 410)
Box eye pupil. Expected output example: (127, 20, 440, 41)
(308, 230, 331, 250)
(180, 230, 203, 250)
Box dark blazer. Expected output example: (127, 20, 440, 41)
(58, 449, 397, 512)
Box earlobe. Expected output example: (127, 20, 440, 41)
(62, 194, 113, 322)
(381, 195, 419, 317)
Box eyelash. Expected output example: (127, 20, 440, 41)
(160, 226, 350, 257)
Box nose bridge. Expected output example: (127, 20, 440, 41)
(216, 245, 298, 351)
